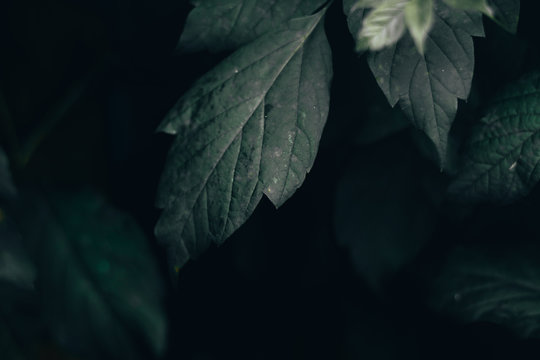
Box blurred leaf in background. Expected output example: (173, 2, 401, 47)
(5, 189, 167, 360)
(334, 133, 447, 292)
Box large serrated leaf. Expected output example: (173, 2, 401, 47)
(449, 72, 540, 203)
(430, 243, 540, 339)
(363, 2, 484, 167)
(156, 9, 332, 268)
(178, 0, 328, 53)
(18, 190, 166, 359)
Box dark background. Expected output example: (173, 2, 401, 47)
(1, 0, 540, 359)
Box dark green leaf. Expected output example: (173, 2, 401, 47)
(366, 2, 484, 167)
(430, 243, 540, 338)
(178, 0, 328, 52)
(156, 9, 332, 268)
(449, 72, 540, 203)
(334, 135, 445, 291)
(0, 148, 16, 199)
(19, 191, 166, 359)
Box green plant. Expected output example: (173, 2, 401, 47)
(2, 0, 540, 359)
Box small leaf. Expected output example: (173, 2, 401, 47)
(178, 0, 328, 52)
(430, 243, 540, 338)
(355, 0, 408, 51)
(366, 1, 484, 167)
(449, 72, 540, 203)
(334, 135, 445, 291)
(156, 9, 332, 268)
(18, 190, 167, 359)
(0, 148, 16, 199)
(404, 0, 434, 54)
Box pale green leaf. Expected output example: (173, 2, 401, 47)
(156, 9, 332, 268)
(365, 1, 484, 167)
(404, 0, 434, 54)
(178, 0, 328, 52)
(355, 0, 408, 51)
(449, 72, 540, 203)
(430, 243, 540, 338)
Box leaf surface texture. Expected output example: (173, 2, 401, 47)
(156, 10, 332, 268)
(449, 72, 540, 203)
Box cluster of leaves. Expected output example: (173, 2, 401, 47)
(3, 0, 540, 358)
(156, 0, 521, 265)
(152, 0, 540, 349)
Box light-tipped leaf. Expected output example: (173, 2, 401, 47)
(363, 2, 484, 167)
(178, 0, 328, 52)
(404, 0, 434, 54)
(354, 0, 408, 51)
(156, 9, 332, 268)
(449, 72, 540, 203)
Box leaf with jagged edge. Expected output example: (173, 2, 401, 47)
(449, 72, 540, 203)
(365, 1, 484, 167)
(155, 9, 332, 269)
(178, 0, 328, 53)
(430, 243, 540, 339)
